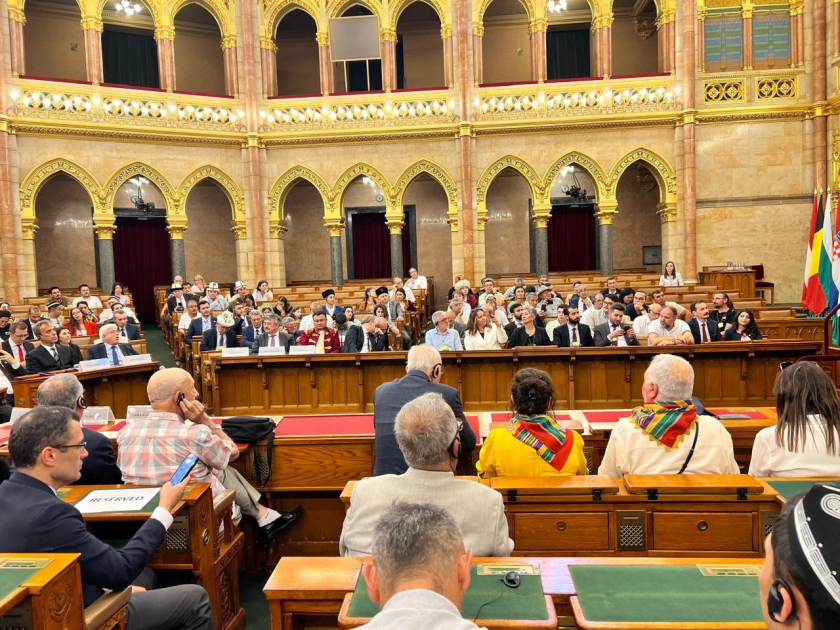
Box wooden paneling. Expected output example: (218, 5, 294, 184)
(700, 268, 756, 298)
(514, 513, 611, 551)
(652, 512, 755, 552)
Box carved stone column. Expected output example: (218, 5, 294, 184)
(657, 11, 676, 73)
(532, 205, 551, 277)
(682, 0, 698, 281)
(0, 130, 21, 301)
(317, 31, 335, 94)
(260, 37, 278, 97)
(167, 219, 187, 280)
(813, 0, 827, 189)
(388, 219, 405, 278)
(696, 8, 706, 72)
(381, 30, 397, 90)
(267, 220, 286, 287)
(592, 15, 613, 77)
(472, 25, 483, 85)
(8, 10, 25, 77)
(223, 36, 239, 96)
(456, 0, 475, 280)
(442, 26, 454, 88)
(325, 219, 345, 286)
(95, 225, 117, 296)
(530, 20, 547, 82)
(742, 2, 753, 69)
(155, 27, 177, 90)
(82, 19, 104, 84)
(594, 202, 617, 275)
(790, 0, 804, 66)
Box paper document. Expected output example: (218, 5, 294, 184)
(74, 488, 160, 514)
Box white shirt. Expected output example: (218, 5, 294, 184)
(0, 369, 13, 395)
(358, 590, 480, 630)
(598, 415, 740, 477)
(647, 319, 691, 344)
(253, 290, 274, 302)
(695, 319, 713, 343)
(545, 319, 564, 340)
(389, 287, 415, 302)
(7, 340, 27, 362)
(748, 416, 840, 477)
(582, 308, 609, 332)
(405, 275, 427, 291)
(299, 313, 332, 331)
(463, 323, 508, 350)
(493, 309, 509, 326)
(101, 306, 137, 321)
(566, 323, 584, 346)
(633, 314, 660, 335)
(102, 343, 126, 366)
(73, 295, 102, 309)
(178, 312, 196, 332)
(660, 274, 684, 287)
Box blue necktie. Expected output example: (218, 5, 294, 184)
(111, 345, 121, 366)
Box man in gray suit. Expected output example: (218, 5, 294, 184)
(340, 392, 513, 558)
(360, 503, 480, 630)
(249, 313, 292, 354)
(372, 345, 475, 476)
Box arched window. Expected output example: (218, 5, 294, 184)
(102, 1, 160, 88)
(546, 0, 594, 80)
(610, 0, 659, 76)
(22, 0, 87, 81)
(276, 9, 321, 96)
(173, 4, 226, 94)
(482, 0, 532, 84)
(334, 5, 383, 92)
(395, 2, 445, 89)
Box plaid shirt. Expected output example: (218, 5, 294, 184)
(117, 411, 232, 496)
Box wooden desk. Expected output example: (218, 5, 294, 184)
(12, 363, 160, 418)
(205, 341, 818, 416)
(699, 267, 757, 298)
(60, 484, 245, 630)
(264, 556, 767, 630)
(0, 553, 85, 629)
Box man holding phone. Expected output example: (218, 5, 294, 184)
(0, 406, 213, 630)
(118, 368, 301, 542)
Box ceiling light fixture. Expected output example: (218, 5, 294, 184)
(547, 0, 568, 13)
(115, 0, 142, 16)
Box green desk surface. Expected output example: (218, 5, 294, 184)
(767, 480, 840, 501)
(569, 565, 764, 623)
(69, 489, 161, 513)
(347, 566, 548, 621)
(0, 565, 43, 603)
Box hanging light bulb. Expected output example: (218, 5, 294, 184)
(115, 0, 142, 15)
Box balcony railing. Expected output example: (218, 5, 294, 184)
(9, 78, 245, 133)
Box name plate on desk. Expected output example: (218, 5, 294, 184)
(122, 353, 153, 366)
(78, 358, 109, 371)
(74, 488, 160, 514)
(288, 346, 316, 355)
(81, 406, 116, 426)
(258, 346, 286, 356)
(222, 347, 249, 358)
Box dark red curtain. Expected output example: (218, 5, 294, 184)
(547, 205, 596, 272)
(113, 217, 172, 322)
(352, 213, 391, 279)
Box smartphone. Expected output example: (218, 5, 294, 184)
(169, 454, 199, 485)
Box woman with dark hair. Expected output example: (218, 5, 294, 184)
(57, 327, 83, 365)
(273, 296, 291, 318)
(464, 308, 507, 350)
(111, 283, 128, 305)
(723, 309, 763, 340)
(660, 261, 684, 286)
(373, 303, 400, 338)
(343, 305, 360, 326)
(253, 279, 273, 302)
(357, 288, 378, 313)
(290, 306, 303, 321)
(749, 362, 840, 477)
(507, 307, 551, 347)
(65, 307, 96, 336)
(477, 368, 587, 478)
(618, 287, 635, 305)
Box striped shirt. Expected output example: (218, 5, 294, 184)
(116, 411, 232, 496)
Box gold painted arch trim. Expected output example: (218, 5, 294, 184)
(331, 162, 394, 217)
(263, 0, 323, 40)
(394, 159, 459, 229)
(389, 0, 450, 33)
(606, 147, 677, 204)
(103, 161, 178, 215)
(268, 165, 332, 236)
(541, 150, 609, 202)
(178, 165, 247, 238)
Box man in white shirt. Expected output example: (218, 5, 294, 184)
(341, 392, 512, 557)
(72, 284, 102, 309)
(477, 278, 505, 307)
(598, 354, 739, 477)
(544, 308, 568, 341)
(580, 293, 608, 331)
(300, 300, 332, 330)
(178, 300, 199, 336)
(3, 322, 32, 373)
(651, 289, 685, 318)
(359, 503, 479, 630)
(405, 268, 427, 292)
(648, 306, 694, 346)
(389, 277, 415, 303)
(204, 282, 228, 310)
(633, 302, 663, 335)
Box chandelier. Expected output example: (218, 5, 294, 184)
(547, 0, 568, 13)
(115, 0, 143, 15)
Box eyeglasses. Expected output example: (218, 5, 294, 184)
(49, 441, 87, 451)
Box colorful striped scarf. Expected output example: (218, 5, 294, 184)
(630, 400, 698, 449)
(508, 414, 573, 471)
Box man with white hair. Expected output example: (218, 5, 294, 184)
(424, 311, 463, 351)
(389, 277, 415, 303)
(598, 354, 739, 477)
(341, 392, 511, 557)
(372, 345, 474, 476)
(86, 323, 138, 364)
(118, 367, 302, 542)
(360, 503, 480, 630)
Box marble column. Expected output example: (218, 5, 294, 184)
(742, 3, 753, 69)
(657, 14, 676, 72)
(472, 26, 483, 85)
(96, 228, 116, 297)
(8, 12, 25, 77)
(813, 0, 827, 190)
(388, 220, 404, 279)
(260, 39, 278, 97)
(326, 222, 345, 286)
(682, 0, 698, 281)
(223, 38, 239, 96)
(456, 0, 475, 281)
(83, 28, 104, 84)
(168, 227, 187, 279)
(597, 220, 614, 275)
(317, 32, 335, 94)
(696, 10, 706, 71)
(381, 32, 397, 91)
(442, 27, 454, 88)
(0, 131, 21, 302)
(155, 28, 177, 90)
(530, 21, 547, 82)
(533, 215, 549, 278)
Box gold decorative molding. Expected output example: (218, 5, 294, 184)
(475, 155, 543, 205)
(656, 201, 677, 223)
(532, 215, 550, 228)
(755, 76, 798, 100)
(268, 165, 331, 225)
(695, 104, 810, 124)
(177, 165, 247, 237)
(154, 25, 176, 40)
(703, 79, 747, 103)
(606, 147, 677, 203)
(103, 161, 178, 216)
(324, 218, 345, 237)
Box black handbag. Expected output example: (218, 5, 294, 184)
(221, 416, 275, 486)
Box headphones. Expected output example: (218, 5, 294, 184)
(767, 579, 796, 624)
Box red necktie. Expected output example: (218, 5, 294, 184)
(17, 345, 24, 362)
(270, 335, 276, 347)
(572, 327, 578, 343)
(701, 323, 708, 343)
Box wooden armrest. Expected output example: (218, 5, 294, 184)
(213, 488, 236, 517)
(85, 587, 131, 630)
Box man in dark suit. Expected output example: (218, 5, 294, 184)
(2, 322, 34, 376)
(343, 315, 389, 353)
(249, 314, 292, 354)
(599, 276, 622, 297)
(0, 310, 11, 343)
(27, 321, 73, 374)
(36, 373, 122, 485)
(185, 301, 215, 345)
(593, 304, 640, 347)
(22, 305, 46, 340)
(200, 311, 238, 352)
(113, 311, 141, 341)
(86, 324, 139, 364)
(240, 310, 264, 347)
(553, 306, 594, 348)
(688, 300, 722, 344)
(165, 284, 194, 316)
(372, 345, 475, 476)
(0, 406, 213, 628)
(503, 302, 524, 343)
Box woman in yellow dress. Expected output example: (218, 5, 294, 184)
(477, 368, 588, 478)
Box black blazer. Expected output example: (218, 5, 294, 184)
(0, 457, 8, 484)
(688, 318, 722, 344)
(241, 325, 264, 347)
(64, 343, 83, 366)
(372, 370, 475, 476)
(553, 323, 594, 348)
(508, 326, 552, 347)
(200, 328, 238, 352)
(0, 472, 165, 606)
(249, 331, 292, 354)
(23, 319, 46, 340)
(26, 344, 74, 374)
(86, 343, 138, 361)
(166, 294, 196, 314)
(77, 427, 123, 486)
(724, 327, 763, 341)
(1, 340, 34, 376)
(185, 317, 215, 345)
(120, 323, 141, 341)
(342, 326, 388, 353)
(593, 323, 640, 347)
(230, 317, 246, 336)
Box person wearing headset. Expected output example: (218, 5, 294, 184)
(370, 345, 475, 477)
(759, 483, 840, 630)
(340, 392, 513, 558)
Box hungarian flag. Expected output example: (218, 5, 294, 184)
(804, 193, 828, 314)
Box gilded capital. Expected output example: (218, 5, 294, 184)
(94, 224, 117, 240)
(231, 224, 248, 240)
(8, 7, 25, 23)
(155, 26, 176, 40)
(316, 31, 330, 46)
(167, 216, 188, 240)
(656, 202, 677, 223)
(324, 218, 345, 237)
(472, 23, 485, 36)
(21, 218, 38, 240)
(380, 28, 398, 43)
(269, 219, 287, 239)
(386, 219, 404, 235)
(440, 25, 452, 38)
(221, 35, 237, 50)
(260, 35, 278, 52)
(533, 215, 550, 229)
(741, 2, 754, 18)
(594, 211, 615, 225)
